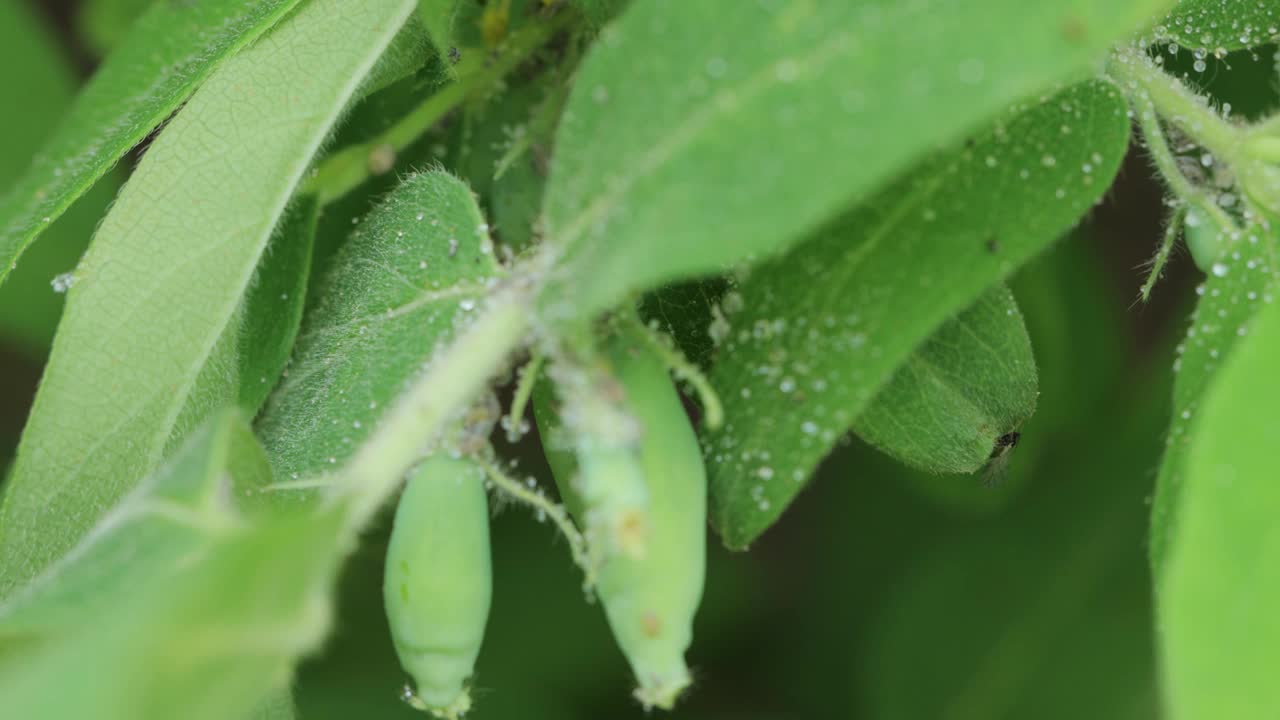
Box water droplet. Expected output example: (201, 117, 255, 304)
(1211, 262, 1228, 277)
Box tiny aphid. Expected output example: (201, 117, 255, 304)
(982, 431, 1021, 487)
(448, 46, 462, 64)
(985, 236, 1001, 254)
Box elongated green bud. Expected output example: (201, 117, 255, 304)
(535, 328, 707, 709)
(384, 455, 492, 718)
(540, 348, 651, 562)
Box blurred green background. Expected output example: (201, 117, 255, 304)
(3, 0, 1278, 717)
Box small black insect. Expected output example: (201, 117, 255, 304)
(448, 46, 462, 64)
(990, 432, 1020, 456)
(983, 431, 1021, 487)
(985, 236, 1001, 254)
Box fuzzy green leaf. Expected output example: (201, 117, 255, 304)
(237, 198, 318, 414)
(416, 0, 466, 61)
(0, 410, 344, 720)
(1149, 222, 1279, 577)
(0, 0, 119, 357)
(0, 0, 418, 596)
(704, 81, 1130, 549)
(1150, 0, 1280, 52)
(852, 286, 1038, 476)
(257, 170, 502, 483)
(454, 73, 558, 253)
(361, 15, 434, 99)
(0, 0, 306, 287)
(1161, 290, 1280, 718)
(537, 0, 1171, 322)
(0, 410, 272, 636)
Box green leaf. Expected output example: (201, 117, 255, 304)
(257, 170, 502, 482)
(0, 410, 272, 636)
(0, 411, 345, 720)
(454, 73, 558, 253)
(704, 81, 1131, 549)
(0, 0, 418, 596)
(416, 0, 466, 63)
(852, 286, 1037, 476)
(1161, 287, 1280, 718)
(0, 0, 307, 288)
(0, 0, 120, 357)
(361, 15, 434, 99)
(1149, 222, 1278, 577)
(237, 198, 318, 414)
(1150, 0, 1280, 52)
(537, 0, 1172, 322)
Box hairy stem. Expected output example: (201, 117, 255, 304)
(1107, 50, 1240, 165)
(337, 287, 531, 530)
(475, 455, 595, 592)
(621, 314, 724, 430)
(1139, 204, 1185, 303)
(1128, 74, 1239, 236)
(307, 11, 573, 204)
(506, 351, 544, 441)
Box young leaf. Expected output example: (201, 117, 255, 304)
(360, 15, 434, 100)
(416, 0, 466, 66)
(0, 410, 272, 636)
(257, 170, 503, 482)
(1161, 290, 1280, 718)
(454, 74, 558, 253)
(0, 0, 119, 357)
(0, 0, 418, 596)
(537, 0, 1171, 322)
(0, 412, 346, 720)
(236, 198, 319, 414)
(704, 81, 1131, 549)
(0, 0, 306, 286)
(852, 286, 1038, 476)
(1149, 0, 1279, 52)
(1149, 222, 1278, 577)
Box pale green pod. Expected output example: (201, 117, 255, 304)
(542, 348, 652, 562)
(534, 328, 707, 709)
(384, 455, 492, 718)
(1183, 209, 1224, 275)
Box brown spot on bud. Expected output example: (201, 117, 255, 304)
(641, 612, 662, 638)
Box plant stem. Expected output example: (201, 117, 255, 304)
(505, 351, 544, 441)
(337, 287, 531, 529)
(1126, 70, 1239, 237)
(1140, 204, 1185, 303)
(621, 314, 724, 430)
(1107, 50, 1241, 165)
(475, 455, 595, 591)
(306, 12, 573, 205)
